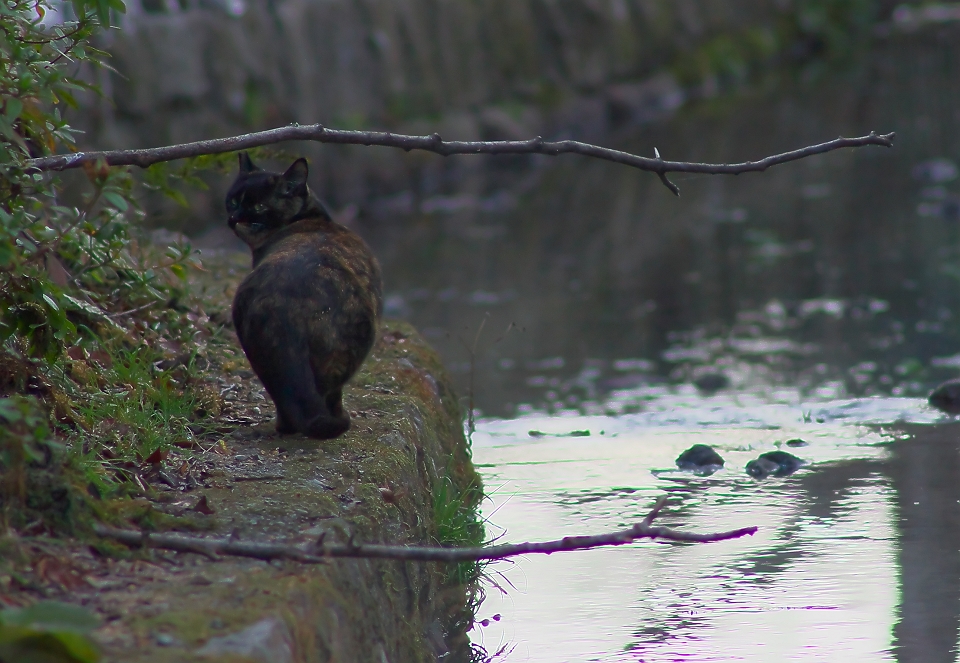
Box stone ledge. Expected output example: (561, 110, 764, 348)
(83, 321, 481, 663)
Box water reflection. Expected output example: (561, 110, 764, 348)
(356, 29, 960, 419)
(470, 402, 960, 662)
(890, 424, 960, 662)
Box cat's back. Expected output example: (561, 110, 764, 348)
(236, 217, 382, 320)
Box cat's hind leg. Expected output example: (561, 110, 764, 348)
(274, 408, 297, 435)
(267, 362, 349, 439)
(247, 346, 328, 436)
(304, 389, 349, 440)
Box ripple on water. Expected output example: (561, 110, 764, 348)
(468, 396, 936, 662)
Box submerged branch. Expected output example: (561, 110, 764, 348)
(93, 497, 757, 564)
(25, 125, 895, 195)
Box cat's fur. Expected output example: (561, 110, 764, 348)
(227, 153, 382, 439)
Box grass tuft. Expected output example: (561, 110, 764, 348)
(433, 473, 486, 584)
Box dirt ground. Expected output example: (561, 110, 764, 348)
(0, 252, 482, 663)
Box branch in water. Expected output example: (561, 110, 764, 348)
(24, 125, 895, 196)
(93, 497, 757, 564)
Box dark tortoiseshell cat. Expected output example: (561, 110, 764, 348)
(227, 153, 382, 439)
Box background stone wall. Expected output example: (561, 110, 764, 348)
(86, 0, 786, 147)
(65, 0, 903, 230)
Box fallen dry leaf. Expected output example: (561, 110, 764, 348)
(194, 495, 215, 514)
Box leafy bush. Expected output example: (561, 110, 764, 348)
(0, 0, 201, 358)
(0, 0, 217, 512)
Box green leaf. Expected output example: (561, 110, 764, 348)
(0, 629, 100, 663)
(102, 191, 128, 212)
(0, 116, 14, 140)
(62, 295, 124, 331)
(58, 89, 79, 110)
(95, 1, 110, 25)
(4, 98, 23, 122)
(50, 631, 101, 662)
(69, 0, 85, 22)
(163, 188, 189, 208)
(0, 602, 100, 633)
(0, 602, 102, 659)
(61, 295, 106, 318)
(0, 398, 25, 424)
(41, 294, 59, 311)
(0, 240, 15, 267)
(0, 601, 100, 633)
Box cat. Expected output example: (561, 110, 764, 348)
(227, 153, 383, 439)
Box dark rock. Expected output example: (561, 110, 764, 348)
(693, 373, 729, 394)
(676, 444, 725, 472)
(746, 450, 805, 479)
(745, 457, 779, 478)
(785, 438, 808, 447)
(929, 379, 960, 414)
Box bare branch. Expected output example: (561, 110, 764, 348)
(25, 125, 894, 195)
(652, 147, 680, 196)
(641, 496, 669, 527)
(93, 499, 756, 565)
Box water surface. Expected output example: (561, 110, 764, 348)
(348, 26, 960, 661)
(469, 397, 960, 662)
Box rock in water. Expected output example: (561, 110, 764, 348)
(929, 379, 960, 414)
(676, 444, 725, 473)
(693, 373, 729, 394)
(746, 450, 805, 479)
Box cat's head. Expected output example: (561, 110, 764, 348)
(226, 153, 314, 248)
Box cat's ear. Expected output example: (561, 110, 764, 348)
(281, 158, 309, 194)
(238, 152, 259, 174)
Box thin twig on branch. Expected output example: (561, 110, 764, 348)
(93, 497, 756, 564)
(24, 125, 895, 196)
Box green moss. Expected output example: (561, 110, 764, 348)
(0, 395, 89, 535)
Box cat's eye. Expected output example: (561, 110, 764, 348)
(253, 203, 268, 214)
(226, 199, 239, 211)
